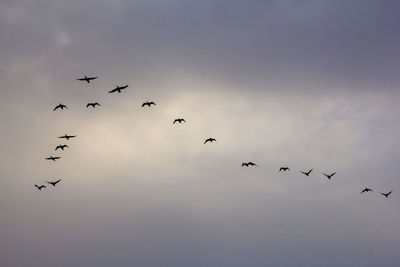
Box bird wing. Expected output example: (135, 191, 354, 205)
(142, 103, 146, 107)
(109, 88, 117, 93)
(77, 78, 86, 81)
(86, 103, 91, 108)
(88, 76, 98, 80)
(54, 179, 61, 184)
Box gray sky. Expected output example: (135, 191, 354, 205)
(1, 1, 400, 266)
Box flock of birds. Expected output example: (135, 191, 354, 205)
(35, 75, 393, 199)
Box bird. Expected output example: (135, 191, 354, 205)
(58, 134, 77, 140)
(300, 169, 313, 176)
(53, 103, 68, 111)
(142, 101, 156, 107)
(173, 118, 186, 124)
(323, 172, 336, 180)
(279, 167, 290, 172)
(35, 184, 46, 190)
(45, 156, 61, 161)
(55, 144, 69, 151)
(361, 187, 373, 194)
(108, 85, 128, 93)
(77, 75, 98, 83)
(380, 191, 392, 198)
(204, 138, 216, 144)
(86, 102, 101, 108)
(46, 179, 62, 187)
(242, 162, 257, 167)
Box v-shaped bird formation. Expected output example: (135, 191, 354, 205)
(35, 75, 394, 200)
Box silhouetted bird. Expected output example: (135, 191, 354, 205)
(142, 101, 156, 107)
(380, 191, 392, 198)
(173, 118, 186, 124)
(77, 75, 98, 83)
(242, 162, 257, 167)
(53, 103, 68, 111)
(46, 179, 62, 187)
(279, 167, 290, 172)
(301, 169, 313, 176)
(58, 134, 77, 140)
(361, 187, 373, 194)
(204, 138, 216, 144)
(35, 184, 46, 190)
(45, 156, 61, 161)
(108, 85, 128, 93)
(55, 145, 69, 151)
(323, 172, 336, 180)
(86, 102, 101, 108)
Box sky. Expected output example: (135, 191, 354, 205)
(1, 0, 400, 266)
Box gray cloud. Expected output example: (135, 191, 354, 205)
(1, 1, 400, 266)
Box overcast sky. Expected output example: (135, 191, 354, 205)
(1, 1, 400, 266)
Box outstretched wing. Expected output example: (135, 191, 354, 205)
(54, 179, 62, 184)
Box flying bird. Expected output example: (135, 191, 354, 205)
(242, 162, 257, 167)
(77, 75, 98, 83)
(86, 102, 101, 108)
(53, 103, 68, 111)
(300, 169, 313, 176)
(279, 167, 290, 172)
(323, 172, 336, 180)
(46, 179, 62, 187)
(361, 187, 373, 194)
(45, 156, 61, 161)
(204, 138, 216, 144)
(55, 144, 69, 151)
(58, 134, 77, 140)
(380, 191, 392, 198)
(35, 184, 46, 190)
(142, 101, 156, 107)
(108, 85, 128, 93)
(173, 118, 186, 124)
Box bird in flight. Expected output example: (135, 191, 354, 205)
(77, 75, 98, 83)
(279, 167, 290, 172)
(86, 102, 101, 108)
(45, 156, 61, 161)
(204, 138, 216, 144)
(380, 191, 392, 198)
(109, 85, 128, 93)
(58, 134, 77, 140)
(53, 103, 68, 111)
(173, 118, 186, 124)
(46, 179, 62, 187)
(142, 101, 156, 107)
(35, 184, 46, 190)
(323, 172, 336, 180)
(242, 162, 257, 167)
(361, 187, 373, 194)
(55, 144, 69, 151)
(300, 169, 313, 176)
